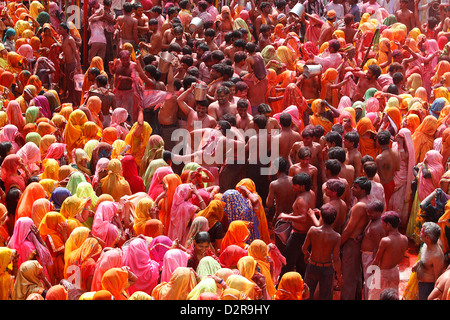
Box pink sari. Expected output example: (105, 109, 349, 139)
(389, 128, 415, 224)
(167, 184, 198, 245)
(44, 143, 67, 164)
(91, 201, 120, 247)
(160, 248, 189, 283)
(149, 235, 173, 268)
(110, 108, 129, 140)
(0, 124, 20, 153)
(122, 238, 160, 295)
(273, 105, 303, 132)
(17, 141, 41, 173)
(418, 150, 444, 201)
(7, 217, 52, 268)
(148, 166, 174, 200)
(91, 248, 123, 292)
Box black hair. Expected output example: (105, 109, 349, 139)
(331, 123, 344, 135)
(279, 112, 292, 128)
(328, 146, 346, 164)
(95, 74, 108, 87)
(298, 146, 312, 160)
(234, 51, 247, 63)
(344, 131, 359, 148)
(222, 113, 237, 127)
(205, 28, 216, 37)
(368, 64, 382, 79)
(237, 98, 249, 109)
(275, 157, 289, 174)
(212, 50, 225, 62)
(194, 231, 211, 244)
(292, 172, 312, 191)
(353, 176, 372, 195)
(325, 131, 343, 147)
(367, 200, 385, 213)
(253, 114, 267, 129)
(180, 55, 194, 67)
(302, 127, 314, 138)
(163, 150, 173, 163)
(325, 159, 341, 176)
(245, 42, 258, 53)
(313, 125, 325, 138)
(233, 39, 247, 49)
(326, 179, 346, 197)
(123, 2, 133, 13)
(392, 72, 404, 85)
(376, 130, 391, 146)
(363, 161, 378, 178)
(321, 203, 337, 225)
(386, 84, 399, 95)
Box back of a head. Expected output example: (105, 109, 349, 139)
(279, 112, 292, 128)
(353, 176, 372, 195)
(292, 172, 312, 191)
(328, 146, 346, 164)
(320, 203, 337, 225)
(376, 130, 391, 146)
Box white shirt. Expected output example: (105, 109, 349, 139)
(377, 0, 400, 15)
(325, 2, 345, 19)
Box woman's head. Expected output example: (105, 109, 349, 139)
(194, 231, 210, 254)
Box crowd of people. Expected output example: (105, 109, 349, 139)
(1, 0, 450, 302)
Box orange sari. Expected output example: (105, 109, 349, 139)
(158, 173, 182, 234)
(356, 117, 379, 159)
(310, 99, 333, 133)
(412, 115, 438, 163)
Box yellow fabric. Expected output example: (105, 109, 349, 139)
(100, 159, 132, 201)
(274, 271, 304, 300)
(124, 122, 152, 167)
(59, 196, 88, 235)
(247, 239, 276, 298)
(64, 109, 88, 159)
(133, 198, 155, 236)
(0, 247, 14, 300)
(412, 115, 438, 163)
(310, 99, 333, 133)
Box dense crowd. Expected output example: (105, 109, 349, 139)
(0, 0, 450, 301)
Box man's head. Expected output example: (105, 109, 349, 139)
(352, 176, 371, 198)
(58, 22, 69, 36)
(298, 147, 312, 166)
(363, 161, 378, 179)
(376, 130, 391, 147)
(301, 127, 314, 146)
(195, 99, 209, 117)
(328, 39, 340, 53)
(292, 172, 312, 192)
(237, 98, 249, 118)
(149, 18, 158, 32)
(325, 159, 341, 177)
(366, 64, 381, 81)
(119, 50, 131, 67)
(366, 200, 384, 221)
(274, 157, 289, 175)
(328, 146, 346, 164)
(321, 203, 337, 225)
(235, 81, 249, 98)
(279, 112, 292, 128)
(325, 131, 343, 148)
(381, 211, 401, 231)
(253, 114, 267, 130)
(343, 131, 359, 149)
(216, 86, 230, 105)
(420, 221, 441, 244)
(96, 74, 108, 88)
(326, 178, 346, 198)
(123, 2, 133, 13)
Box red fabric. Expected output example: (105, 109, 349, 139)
(121, 155, 145, 194)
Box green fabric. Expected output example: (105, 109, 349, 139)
(383, 14, 397, 27)
(66, 171, 87, 195)
(187, 277, 218, 300)
(196, 256, 221, 281)
(25, 106, 40, 124)
(25, 132, 42, 147)
(143, 158, 168, 192)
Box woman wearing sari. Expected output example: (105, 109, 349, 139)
(222, 189, 259, 242)
(90, 247, 123, 292)
(158, 173, 182, 234)
(160, 248, 189, 284)
(90, 142, 112, 176)
(149, 235, 173, 268)
(0, 247, 16, 300)
(15, 182, 47, 222)
(7, 217, 52, 269)
(407, 150, 445, 244)
(236, 178, 270, 244)
(121, 155, 145, 194)
(220, 220, 251, 253)
(139, 135, 165, 177)
(63, 226, 90, 272)
(276, 45, 298, 72)
(357, 116, 379, 159)
(17, 141, 41, 174)
(65, 237, 102, 291)
(80, 56, 107, 105)
(59, 195, 90, 235)
(274, 271, 307, 300)
(196, 199, 225, 252)
(151, 266, 197, 300)
(5, 101, 25, 134)
(124, 115, 152, 168)
(122, 237, 160, 295)
(310, 99, 334, 134)
(0, 154, 28, 192)
(387, 128, 415, 226)
(227, 266, 262, 300)
(31, 198, 52, 227)
(110, 107, 130, 140)
(38, 211, 67, 285)
(100, 159, 132, 201)
(64, 109, 88, 160)
(132, 197, 155, 236)
(92, 200, 122, 248)
(100, 267, 134, 300)
(248, 239, 276, 298)
(412, 115, 438, 164)
(168, 183, 206, 245)
(11, 260, 49, 300)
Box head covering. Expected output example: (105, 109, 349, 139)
(274, 272, 304, 300)
(412, 115, 438, 163)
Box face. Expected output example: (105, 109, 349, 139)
(299, 156, 310, 166)
(237, 107, 247, 118)
(58, 26, 67, 36)
(196, 104, 208, 117)
(217, 92, 228, 105)
(366, 208, 380, 221)
(365, 69, 374, 81)
(194, 241, 210, 255)
(120, 54, 131, 67)
(136, 7, 143, 15)
(236, 88, 248, 98)
(341, 117, 352, 129)
(302, 135, 312, 146)
(351, 183, 362, 197)
(343, 137, 353, 149)
(325, 186, 336, 198)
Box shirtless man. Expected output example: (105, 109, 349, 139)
(266, 157, 297, 225)
(302, 204, 342, 300)
(290, 126, 323, 170)
(254, 2, 275, 36)
(412, 222, 445, 300)
(177, 83, 218, 133)
(328, 146, 355, 189)
(360, 200, 386, 300)
(249, 104, 281, 134)
(208, 86, 237, 121)
(58, 22, 81, 106)
(289, 147, 318, 198)
(236, 98, 253, 132)
(317, 10, 336, 47)
(140, 19, 162, 55)
(375, 130, 399, 208)
(340, 176, 371, 300)
(324, 178, 347, 234)
(351, 64, 383, 102)
(344, 131, 362, 179)
(133, 3, 149, 42)
(111, 50, 138, 122)
(278, 172, 318, 279)
(395, 0, 415, 32)
(116, 2, 139, 50)
(322, 159, 351, 206)
(273, 113, 302, 161)
(207, 64, 225, 97)
(338, 14, 357, 46)
(427, 265, 450, 300)
(297, 68, 321, 101)
(245, 76, 268, 116)
(84, 74, 116, 127)
(369, 211, 409, 300)
(170, 25, 187, 48)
